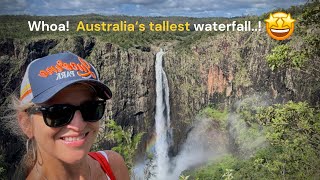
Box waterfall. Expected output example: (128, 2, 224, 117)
(131, 49, 211, 180)
(154, 48, 172, 180)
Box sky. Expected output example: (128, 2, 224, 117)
(0, 0, 307, 17)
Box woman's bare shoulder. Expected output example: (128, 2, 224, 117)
(104, 150, 130, 180)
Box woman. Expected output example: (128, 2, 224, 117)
(9, 52, 129, 179)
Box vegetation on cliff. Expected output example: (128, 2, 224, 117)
(183, 101, 320, 179)
(180, 2, 320, 179)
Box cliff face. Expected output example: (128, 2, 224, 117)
(0, 29, 318, 168)
(164, 29, 318, 155)
(88, 41, 157, 152)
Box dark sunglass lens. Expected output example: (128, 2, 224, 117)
(44, 105, 74, 127)
(81, 101, 105, 122)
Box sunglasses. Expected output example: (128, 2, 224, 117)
(27, 100, 106, 127)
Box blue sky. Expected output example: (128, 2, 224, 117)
(0, 0, 307, 17)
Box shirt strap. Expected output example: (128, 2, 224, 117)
(98, 151, 109, 161)
(88, 152, 116, 180)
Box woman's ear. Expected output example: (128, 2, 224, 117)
(18, 111, 33, 138)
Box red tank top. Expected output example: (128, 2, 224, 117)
(88, 151, 116, 180)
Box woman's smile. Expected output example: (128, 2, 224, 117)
(59, 131, 90, 147)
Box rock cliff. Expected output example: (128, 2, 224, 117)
(164, 28, 319, 155)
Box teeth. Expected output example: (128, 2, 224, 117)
(62, 134, 86, 142)
(271, 29, 289, 33)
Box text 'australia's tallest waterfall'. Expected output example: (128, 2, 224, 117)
(154, 49, 173, 180)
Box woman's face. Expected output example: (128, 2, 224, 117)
(30, 84, 100, 164)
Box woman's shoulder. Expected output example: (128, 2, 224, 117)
(104, 150, 130, 180)
(104, 150, 124, 161)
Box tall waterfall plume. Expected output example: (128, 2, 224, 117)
(154, 48, 172, 179)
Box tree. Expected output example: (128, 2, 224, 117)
(266, 44, 306, 71)
(92, 119, 143, 172)
(255, 101, 320, 178)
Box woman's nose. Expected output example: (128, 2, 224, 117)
(66, 110, 87, 131)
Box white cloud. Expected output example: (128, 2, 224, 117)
(0, 0, 307, 16)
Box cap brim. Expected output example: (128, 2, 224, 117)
(32, 79, 112, 104)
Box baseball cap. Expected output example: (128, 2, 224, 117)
(20, 52, 112, 104)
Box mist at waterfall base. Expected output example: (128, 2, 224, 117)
(167, 118, 227, 179)
(133, 117, 226, 180)
(163, 94, 270, 179)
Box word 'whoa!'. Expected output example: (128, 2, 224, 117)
(28, 21, 69, 31)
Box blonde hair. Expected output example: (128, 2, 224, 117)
(2, 94, 36, 179)
(4, 95, 33, 139)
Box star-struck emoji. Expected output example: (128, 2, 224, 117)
(265, 12, 295, 40)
